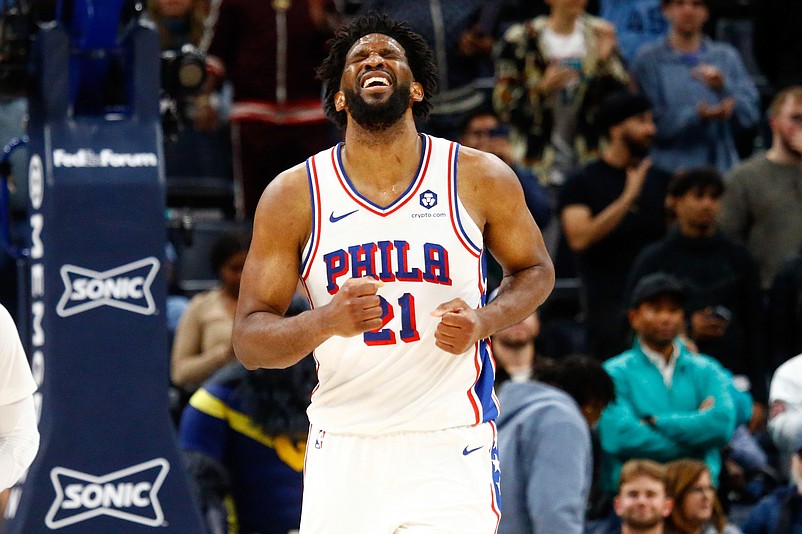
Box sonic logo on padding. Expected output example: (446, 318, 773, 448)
(420, 189, 437, 209)
(56, 257, 160, 317)
(45, 458, 170, 529)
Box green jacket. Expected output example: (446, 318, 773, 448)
(598, 339, 737, 493)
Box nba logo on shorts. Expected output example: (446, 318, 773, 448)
(314, 430, 326, 449)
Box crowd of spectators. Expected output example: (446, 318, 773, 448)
(1, 0, 802, 532)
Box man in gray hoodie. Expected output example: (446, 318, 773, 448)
(496, 354, 615, 534)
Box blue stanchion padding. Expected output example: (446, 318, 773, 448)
(4, 19, 205, 534)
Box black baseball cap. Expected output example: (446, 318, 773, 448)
(629, 273, 686, 309)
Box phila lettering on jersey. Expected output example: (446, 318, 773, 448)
(300, 134, 498, 434)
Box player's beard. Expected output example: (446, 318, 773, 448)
(344, 82, 411, 131)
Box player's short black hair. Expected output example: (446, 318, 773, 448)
(209, 231, 250, 275)
(316, 11, 439, 130)
(667, 167, 724, 198)
(534, 354, 616, 408)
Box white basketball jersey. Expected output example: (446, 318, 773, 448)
(300, 134, 498, 434)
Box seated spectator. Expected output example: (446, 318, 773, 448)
(458, 109, 552, 230)
(664, 458, 742, 534)
(171, 231, 249, 397)
(598, 272, 737, 499)
(630, 0, 760, 175)
(492, 311, 541, 385)
(179, 344, 316, 533)
(767, 354, 802, 482)
(614, 459, 674, 534)
(496, 354, 615, 534)
(493, 0, 629, 186)
(741, 431, 802, 533)
(558, 91, 671, 359)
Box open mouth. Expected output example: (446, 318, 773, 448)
(360, 73, 392, 89)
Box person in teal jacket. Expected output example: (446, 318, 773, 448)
(597, 272, 737, 497)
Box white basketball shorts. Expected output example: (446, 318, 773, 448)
(299, 422, 501, 533)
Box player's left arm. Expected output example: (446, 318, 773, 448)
(432, 147, 555, 354)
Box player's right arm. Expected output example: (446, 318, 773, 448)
(232, 165, 385, 369)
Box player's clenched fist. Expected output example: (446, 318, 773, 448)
(325, 277, 385, 337)
(431, 298, 484, 354)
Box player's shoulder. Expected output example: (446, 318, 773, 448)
(254, 161, 310, 218)
(456, 144, 518, 189)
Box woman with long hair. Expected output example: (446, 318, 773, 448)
(665, 459, 742, 534)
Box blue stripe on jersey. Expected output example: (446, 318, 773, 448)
(450, 144, 481, 254)
(475, 339, 499, 422)
(336, 134, 429, 212)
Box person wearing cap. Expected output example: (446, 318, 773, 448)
(767, 353, 802, 482)
(558, 90, 672, 360)
(596, 272, 737, 502)
(630, 0, 759, 175)
(742, 429, 802, 533)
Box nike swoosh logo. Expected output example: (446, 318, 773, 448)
(463, 446, 483, 456)
(329, 209, 358, 223)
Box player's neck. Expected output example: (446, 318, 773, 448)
(767, 143, 802, 166)
(341, 118, 423, 203)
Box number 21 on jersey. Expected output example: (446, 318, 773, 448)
(364, 293, 420, 346)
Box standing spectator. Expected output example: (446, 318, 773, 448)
(664, 459, 743, 534)
(360, 0, 494, 140)
(718, 87, 802, 290)
(171, 231, 249, 400)
(197, 0, 341, 219)
(558, 91, 671, 359)
(493, 0, 629, 186)
(496, 354, 615, 534)
(767, 354, 802, 482)
(597, 272, 737, 498)
(741, 431, 802, 534)
(630, 0, 759, 175)
(626, 167, 767, 406)
(598, 0, 668, 66)
(614, 459, 674, 534)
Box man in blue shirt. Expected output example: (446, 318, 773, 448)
(630, 0, 759, 174)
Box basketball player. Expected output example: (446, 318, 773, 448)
(0, 303, 40, 491)
(232, 13, 555, 533)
